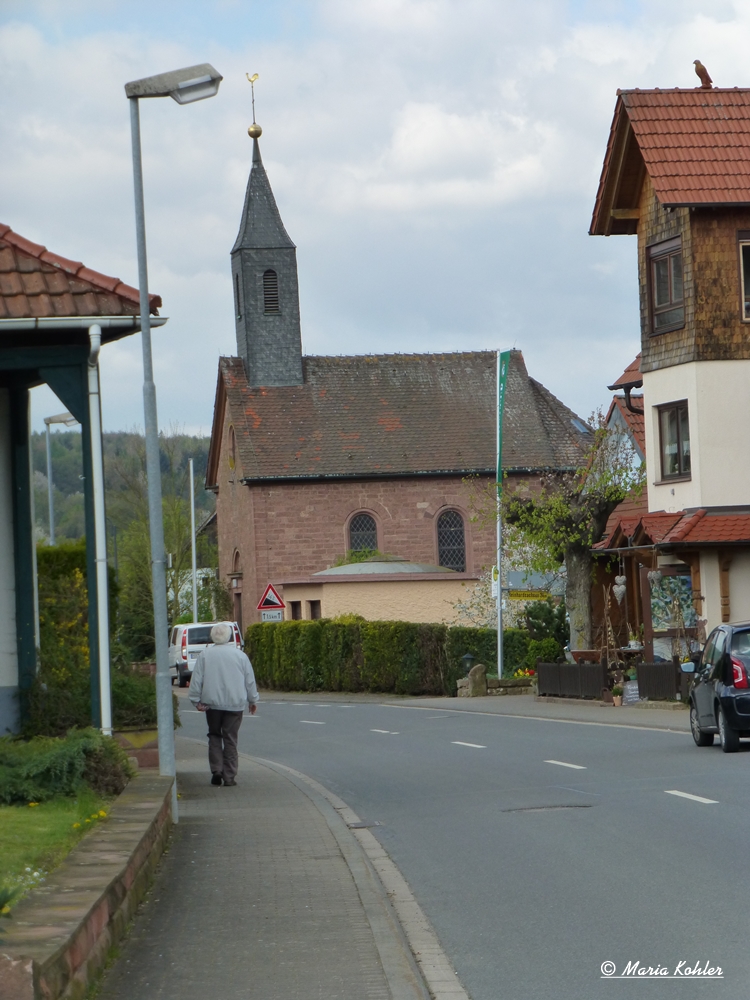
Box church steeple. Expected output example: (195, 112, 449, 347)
(231, 126, 303, 386)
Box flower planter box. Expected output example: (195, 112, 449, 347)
(114, 728, 159, 768)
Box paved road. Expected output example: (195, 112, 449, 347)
(180, 692, 747, 999)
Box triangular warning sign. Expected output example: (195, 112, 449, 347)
(257, 583, 286, 611)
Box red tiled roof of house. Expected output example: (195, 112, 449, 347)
(607, 395, 645, 456)
(596, 508, 750, 551)
(0, 223, 160, 318)
(208, 350, 593, 484)
(665, 511, 750, 544)
(595, 509, 682, 550)
(591, 89, 750, 234)
(608, 354, 642, 390)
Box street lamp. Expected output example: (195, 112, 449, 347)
(124, 63, 223, 819)
(43, 411, 78, 545)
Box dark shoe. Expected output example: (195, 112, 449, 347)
(211, 773, 223, 786)
(223, 778, 237, 787)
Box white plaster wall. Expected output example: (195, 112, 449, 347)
(0, 389, 18, 690)
(644, 360, 750, 512)
(700, 550, 721, 632)
(728, 551, 750, 624)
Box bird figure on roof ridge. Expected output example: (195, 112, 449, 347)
(694, 60, 713, 89)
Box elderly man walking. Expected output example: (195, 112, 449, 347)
(189, 622, 259, 786)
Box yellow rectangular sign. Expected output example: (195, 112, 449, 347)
(508, 590, 550, 602)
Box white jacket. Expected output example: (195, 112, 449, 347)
(188, 643, 259, 712)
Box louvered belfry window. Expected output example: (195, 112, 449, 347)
(349, 513, 377, 552)
(263, 269, 280, 313)
(437, 510, 466, 571)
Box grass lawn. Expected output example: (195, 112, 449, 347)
(0, 789, 111, 907)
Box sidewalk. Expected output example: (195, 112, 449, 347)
(98, 736, 433, 1000)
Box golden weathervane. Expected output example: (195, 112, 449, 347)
(246, 73, 262, 138)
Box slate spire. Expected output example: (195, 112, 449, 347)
(231, 136, 303, 386)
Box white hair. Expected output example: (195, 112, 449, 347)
(211, 622, 233, 645)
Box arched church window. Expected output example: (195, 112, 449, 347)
(263, 269, 280, 313)
(437, 510, 466, 572)
(349, 513, 377, 552)
(228, 426, 236, 470)
(233, 550, 242, 574)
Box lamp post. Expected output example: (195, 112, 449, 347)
(43, 411, 78, 544)
(124, 63, 223, 819)
(189, 457, 198, 624)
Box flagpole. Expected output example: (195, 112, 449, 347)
(496, 350, 511, 679)
(496, 351, 503, 679)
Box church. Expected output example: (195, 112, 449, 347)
(206, 126, 592, 627)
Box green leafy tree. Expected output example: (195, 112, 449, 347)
(503, 412, 644, 650)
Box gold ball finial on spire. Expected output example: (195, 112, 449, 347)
(246, 72, 262, 137)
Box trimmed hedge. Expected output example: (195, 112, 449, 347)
(246, 620, 531, 694)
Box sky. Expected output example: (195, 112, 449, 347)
(2, 0, 749, 435)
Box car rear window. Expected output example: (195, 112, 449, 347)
(188, 626, 214, 645)
(731, 630, 750, 657)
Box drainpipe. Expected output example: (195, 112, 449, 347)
(88, 324, 112, 736)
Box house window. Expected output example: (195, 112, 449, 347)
(658, 401, 691, 479)
(437, 510, 466, 571)
(739, 238, 750, 320)
(349, 513, 377, 552)
(649, 237, 684, 332)
(307, 600, 321, 620)
(263, 269, 279, 313)
(290, 601, 302, 620)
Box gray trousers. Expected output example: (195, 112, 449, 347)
(205, 709, 243, 781)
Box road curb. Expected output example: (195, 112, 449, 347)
(251, 754, 471, 1000)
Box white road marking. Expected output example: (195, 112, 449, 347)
(665, 789, 718, 804)
(452, 741, 487, 749)
(371, 729, 391, 733)
(300, 720, 326, 725)
(545, 760, 586, 770)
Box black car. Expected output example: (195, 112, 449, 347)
(688, 622, 750, 752)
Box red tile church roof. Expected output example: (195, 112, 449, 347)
(0, 223, 160, 318)
(208, 349, 593, 484)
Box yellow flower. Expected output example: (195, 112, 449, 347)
(98, 810, 107, 818)
(1, 905, 10, 914)
(84, 818, 90, 823)
(28, 802, 39, 807)
(90, 814, 99, 820)
(72, 822, 81, 829)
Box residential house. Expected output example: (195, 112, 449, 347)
(590, 82, 750, 658)
(0, 223, 162, 732)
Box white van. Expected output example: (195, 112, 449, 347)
(168, 621, 244, 687)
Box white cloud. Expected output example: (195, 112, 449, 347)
(0, 1, 745, 436)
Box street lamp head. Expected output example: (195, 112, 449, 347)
(124, 63, 223, 104)
(44, 412, 78, 427)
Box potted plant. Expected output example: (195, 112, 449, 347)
(612, 684, 623, 707)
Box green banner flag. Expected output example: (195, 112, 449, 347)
(496, 350, 511, 493)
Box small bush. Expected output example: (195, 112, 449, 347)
(525, 636, 563, 668)
(502, 629, 531, 676)
(0, 729, 133, 805)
